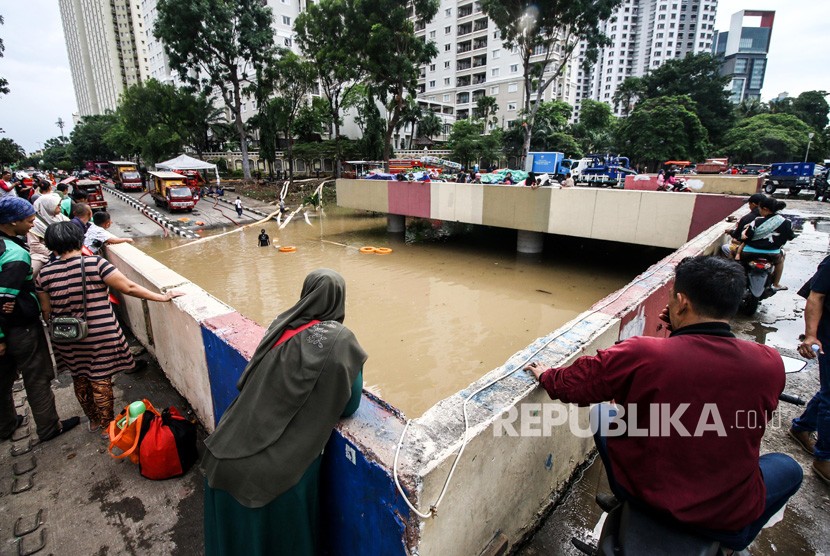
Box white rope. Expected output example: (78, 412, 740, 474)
(392, 256, 676, 518)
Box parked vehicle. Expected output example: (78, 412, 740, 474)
(764, 162, 825, 195)
(173, 169, 207, 200)
(577, 154, 637, 187)
(84, 160, 113, 177)
(739, 255, 777, 315)
(527, 151, 573, 180)
(71, 179, 108, 212)
(814, 167, 830, 201)
(149, 171, 195, 212)
(109, 161, 144, 191)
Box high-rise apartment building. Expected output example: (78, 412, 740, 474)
(59, 0, 150, 116)
(574, 0, 719, 118)
(413, 1, 577, 143)
(713, 10, 774, 104)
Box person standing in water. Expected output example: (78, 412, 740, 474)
(202, 269, 366, 556)
(257, 229, 270, 247)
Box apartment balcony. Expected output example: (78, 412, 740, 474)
(458, 4, 473, 18)
(473, 18, 488, 32)
(414, 21, 426, 32)
(472, 72, 487, 85)
(472, 54, 487, 67)
(472, 37, 488, 50)
(457, 76, 472, 87)
(457, 109, 470, 120)
(472, 89, 486, 101)
(457, 58, 472, 71)
(457, 40, 472, 54)
(458, 22, 473, 36)
(457, 92, 470, 104)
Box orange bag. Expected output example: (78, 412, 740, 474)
(108, 399, 159, 464)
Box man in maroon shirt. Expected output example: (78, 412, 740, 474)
(525, 256, 802, 551)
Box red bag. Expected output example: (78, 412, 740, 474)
(137, 407, 198, 480)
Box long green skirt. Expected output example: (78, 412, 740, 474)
(204, 455, 322, 556)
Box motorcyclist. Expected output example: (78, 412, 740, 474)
(740, 197, 795, 290)
(721, 193, 766, 259)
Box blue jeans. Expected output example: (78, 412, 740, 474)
(791, 348, 830, 460)
(591, 404, 803, 551)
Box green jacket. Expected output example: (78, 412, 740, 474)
(0, 234, 40, 340)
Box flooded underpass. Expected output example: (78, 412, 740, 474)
(135, 206, 667, 417)
(519, 201, 830, 556)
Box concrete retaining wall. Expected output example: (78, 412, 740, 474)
(336, 179, 745, 249)
(106, 196, 745, 554)
(624, 174, 763, 195)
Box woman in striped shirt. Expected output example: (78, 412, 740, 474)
(35, 222, 183, 436)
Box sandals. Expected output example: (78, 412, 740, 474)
(772, 285, 789, 292)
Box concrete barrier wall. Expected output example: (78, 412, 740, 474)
(106, 197, 745, 555)
(625, 174, 763, 195)
(336, 179, 745, 249)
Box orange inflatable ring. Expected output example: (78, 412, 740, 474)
(374, 247, 393, 255)
(279, 246, 297, 253)
(359, 246, 376, 254)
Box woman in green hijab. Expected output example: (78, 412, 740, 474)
(202, 269, 366, 556)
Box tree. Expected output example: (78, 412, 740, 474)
(612, 77, 645, 117)
(572, 99, 615, 153)
(447, 119, 502, 168)
(70, 114, 118, 165)
(624, 54, 733, 145)
(502, 101, 579, 157)
(735, 98, 768, 119)
(475, 96, 499, 127)
(418, 110, 443, 142)
(180, 93, 228, 158)
(0, 138, 25, 168)
(395, 97, 422, 149)
(790, 90, 830, 132)
(615, 96, 708, 169)
(351, 0, 438, 165)
(154, 0, 279, 179)
(720, 113, 816, 164)
(40, 137, 73, 171)
(295, 0, 364, 177)
(481, 0, 623, 163)
(0, 15, 9, 96)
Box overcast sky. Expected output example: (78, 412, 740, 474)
(0, 0, 828, 154)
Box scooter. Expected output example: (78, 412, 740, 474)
(572, 359, 808, 556)
(739, 255, 776, 316)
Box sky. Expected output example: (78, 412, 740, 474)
(0, 0, 829, 154)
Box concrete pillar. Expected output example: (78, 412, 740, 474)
(517, 230, 544, 254)
(387, 214, 405, 233)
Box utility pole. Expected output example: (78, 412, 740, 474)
(56, 117, 65, 138)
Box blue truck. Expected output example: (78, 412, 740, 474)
(526, 152, 572, 179)
(764, 162, 825, 195)
(576, 153, 637, 187)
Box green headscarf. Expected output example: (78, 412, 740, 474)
(202, 269, 367, 507)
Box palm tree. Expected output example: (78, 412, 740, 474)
(395, 98, 422, 149)
(417, 110, 443, 143)
(735, 98, 768, 119)
(475, 95, 499, 129)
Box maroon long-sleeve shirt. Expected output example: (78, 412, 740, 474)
(539, 322, 784, 531)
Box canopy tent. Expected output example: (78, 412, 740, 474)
(156, 154, 220, 184)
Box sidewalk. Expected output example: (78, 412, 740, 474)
(1, 340, 204, 556)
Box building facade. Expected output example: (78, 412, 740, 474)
(712, 10, 774, 104)
(59, 0, 150, 116)
(574, 0, 719, 118)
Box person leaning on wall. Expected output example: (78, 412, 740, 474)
(201, 269, 366, 556)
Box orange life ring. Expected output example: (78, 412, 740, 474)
(374, 247, 393, 255)
(279, 246, 297, 253)
(359, 246, 376, 254)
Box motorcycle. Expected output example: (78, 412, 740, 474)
(738, 255, 776, 316)
(572, 357, 808, 556)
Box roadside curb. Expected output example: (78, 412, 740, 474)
(209, 195, 273, 219)
(103, 185, 200, 239)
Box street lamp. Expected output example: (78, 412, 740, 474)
(805, 132, 815, 163)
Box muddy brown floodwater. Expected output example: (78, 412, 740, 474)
(135, 207, 663, 416)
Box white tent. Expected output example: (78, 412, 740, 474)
(156, 154, 220, 184)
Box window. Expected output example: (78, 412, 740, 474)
(444, 61, 451, 68)
(734, 58, 748, 73)
(493, 30, 500, 39)
(445, 44, 451, 51)
(444, 77, 451, 85)
(491, 68, 499, 77)
(429, 30, 436, 38)
(429, 64, 436, 71)
(507, 102, 517, 110)
(445, 8, 452, 16)
(508, 82, 518, 93)
(492, 49, 500, 59)
(510, 64, 518, 73)
(429, 80, 435, 88)
(284, 37, 292, 47)
(443, 94, 450, 102)
(490, 85, 499, 95)
(445, 26, 451, 34)
(282, 16, 291, 25)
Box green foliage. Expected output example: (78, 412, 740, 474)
(480, 0, 623, 159)
(572, 99, 616, 153)
(349, 0, 439, 161)
(418, 110, 443, 141)
(620, 54, 733, 144)
(0, 15, 8, 96)
(294, 97, 332, 142)
(154, 0, 279, 178)
(615, 96, 708, 167)
(502, 101, 581, 157)
(69, 114, 118, 165)
(734, 98, 768, 119)
(0, 137, 25, 167)
(40, 137, 72, 170)
(612, 77, 645, 116)
(789, 91, 829, 131)
(720, 113, 816, 164)
(475, 96, 499, 126)
(448, 119, 502, 168)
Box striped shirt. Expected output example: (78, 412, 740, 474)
(36, 256, 133, 379)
